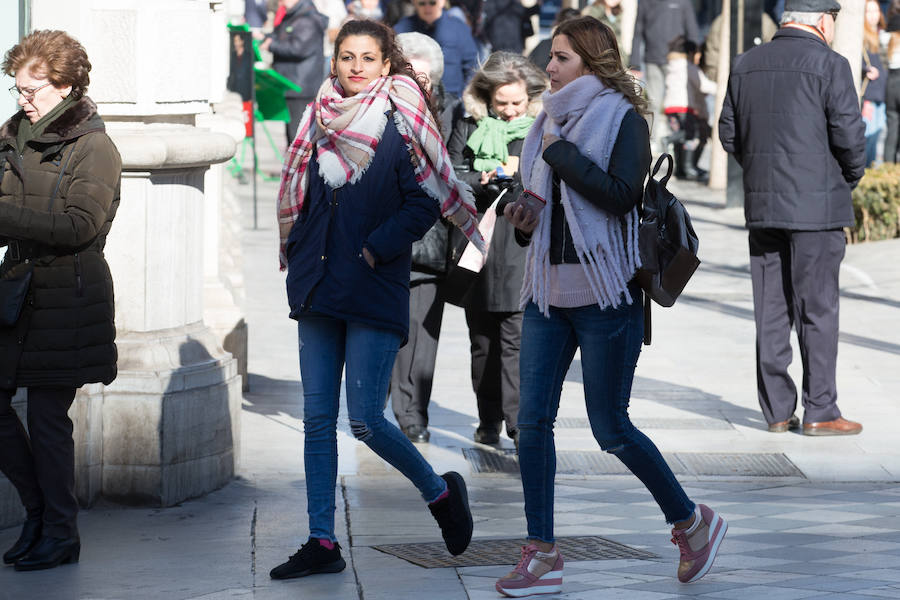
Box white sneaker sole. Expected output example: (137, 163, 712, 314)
(496, 570, 563, 597)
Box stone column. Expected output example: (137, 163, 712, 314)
(20, 0, 245, 508)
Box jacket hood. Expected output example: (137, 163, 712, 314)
(462, 83, 543, 123)
(0, 96, 105, 148)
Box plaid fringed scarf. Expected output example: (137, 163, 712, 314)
(276, 74, 483, 269)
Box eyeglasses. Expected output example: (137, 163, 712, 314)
(8, 82, 51, 102)
(826, 9, 839, 22)
(416, 1, 438, 6)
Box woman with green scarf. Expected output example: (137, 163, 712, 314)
(448, 51, 547, 448)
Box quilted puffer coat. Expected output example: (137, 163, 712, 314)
(0, 96, 121, 388)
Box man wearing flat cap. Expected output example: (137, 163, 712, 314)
(719, 0, 866, 436)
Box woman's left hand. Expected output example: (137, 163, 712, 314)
(362, 247, 376, 269)
(542, 133, 561, 152)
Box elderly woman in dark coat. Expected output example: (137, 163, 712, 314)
(448, 51, 547, 447)
(0, 30, 121, 571)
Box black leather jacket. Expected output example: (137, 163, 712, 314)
(516, 109, 650, 262)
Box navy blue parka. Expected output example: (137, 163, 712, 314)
(284, 115, 440, 340)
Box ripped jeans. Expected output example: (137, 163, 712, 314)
(298, 314, 447, 542)
(517, 292, 694, 543)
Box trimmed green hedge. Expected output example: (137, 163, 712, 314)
(849, 163, 900, 243)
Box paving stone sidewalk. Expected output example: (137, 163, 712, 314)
(1, 128, 898, 599)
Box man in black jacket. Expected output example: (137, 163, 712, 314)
(259, 0, 328, 142)
(719, 0, 865, 436)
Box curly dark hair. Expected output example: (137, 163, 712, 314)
(554, 16, 647, 115)
(332, 19, 439, 123)
(3, 30, 91, 100)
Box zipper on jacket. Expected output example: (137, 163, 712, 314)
(74, 253, 84, 297)
(301, 188, 338, 311)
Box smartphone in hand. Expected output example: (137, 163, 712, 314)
(514, 189, 546, 214)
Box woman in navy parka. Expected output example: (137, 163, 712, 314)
(270, 19, 482, 581)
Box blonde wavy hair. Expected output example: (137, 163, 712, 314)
(554, 16, 648, 115)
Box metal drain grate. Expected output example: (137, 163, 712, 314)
(373, 535, 657, 568)
(676, 453, 802, 477)
(463, 448, 686, 475)
(556, 417, 733, 430)
(463, 448, 804, 478)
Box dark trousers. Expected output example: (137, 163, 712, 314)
(884, 69, 900, 163)
(748, 229, 845, 426)
(0, 387, 78, 539)
(391, 281, 445, 429)
(464, 308, 522, 436)
(285, 96, 313, 144)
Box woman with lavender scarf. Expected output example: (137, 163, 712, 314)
(494, 16, 727, 598)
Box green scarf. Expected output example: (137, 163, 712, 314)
(467, 114, 535, 172)
(16, 95, 76, 153)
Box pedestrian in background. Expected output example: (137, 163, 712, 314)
(271, 19, 481, 580)
(862, 0, 888, 166)
(448, 51, 547, 447)
(496, 16, 726, 597)
(719, 0, 866, 435)
(0, 30, 121, 571)
(389, 31, 463, 444)
(245, 0, 271, 27)
(257, 0, 329, 142)
(482, 0, 535, 54)
(630, 0, 700, 152)
(394, 0, 479, 98)
(582, 0, 628, 65)
(663, 35, 715, 180)
(885, 0, 900, 162)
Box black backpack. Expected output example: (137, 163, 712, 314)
(635, 154, 700, 344)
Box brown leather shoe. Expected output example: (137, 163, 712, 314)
(803, 417, 863, 436)
(768, 415, 800, 433)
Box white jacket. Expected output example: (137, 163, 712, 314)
(663, 55, 717, 120)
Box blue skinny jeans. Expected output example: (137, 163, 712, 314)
(298, 314, 447, 542)
(517, 295, 695, 543)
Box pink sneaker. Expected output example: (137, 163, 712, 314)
(671, 504, 727, 583)
(495, 544, 563, 597)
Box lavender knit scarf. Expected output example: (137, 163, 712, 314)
(519, 75, 641, 315)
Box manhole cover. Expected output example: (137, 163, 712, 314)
(463, 448, 804, 478)
(676, 453, 803, 477)
(557, 417, 733, 430)
(372, 535, 657, 568)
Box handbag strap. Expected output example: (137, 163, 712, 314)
(48, 145, 75, 211)
(651, 153, 674, 186)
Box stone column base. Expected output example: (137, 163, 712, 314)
(0, 321, 242, 526)
(100, 322, 242, 506)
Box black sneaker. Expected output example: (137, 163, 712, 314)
(270, 539, 347, 580)
(428, 471, 473, 556)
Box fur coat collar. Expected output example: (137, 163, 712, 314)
(0, 96, 105, 147)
